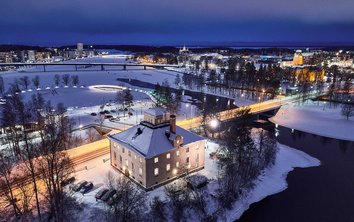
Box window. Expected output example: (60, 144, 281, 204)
(166, 164, 170, 171)
(139, 167, 143, 176)
(176, 150, 180, 156)
(176, 161, 179, 168)
(119, 155, 122, 163)
(125, 159, 128, 166)
(114, 152, 117, 160)
(139, 157, 143, 163)
(135, 155, 137, 159)
(154, 157, 159, 163)
(154, 168, 159, 176)
(166, 153, 170, 159)
(186, 147, 189, 153)
(132, 163, 134, 170)
(128, 151, 131, 157)
(196, 144, 199, 150)
(122, 147, 125, 153)
(186, 157, 189, 163)
(196, 154, 199, 162)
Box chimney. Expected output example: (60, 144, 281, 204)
(170, 115, 176, 134)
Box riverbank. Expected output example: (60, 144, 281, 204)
(222, 143, 320, 221)
(270, 101, 354, 141)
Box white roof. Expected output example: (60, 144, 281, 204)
(144, 107, 168, 117)
(108, 123, 205, 158)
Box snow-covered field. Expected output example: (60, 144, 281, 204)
(70, 141, 320, 221)
(270, 101, 354, 141)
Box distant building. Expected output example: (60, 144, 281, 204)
(108, 108, 206, 190)
(290, 65, 324, 83)
(293, 50, 303, 66)
(77, 43, 84, 51)
(27, 50, 36, 62)
(179, 45, 189, 54)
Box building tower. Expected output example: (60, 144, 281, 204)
(293, 50, 303, 66)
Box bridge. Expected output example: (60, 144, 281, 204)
(0, 62, 181, 72)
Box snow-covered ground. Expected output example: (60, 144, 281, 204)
(70, 140, 320, 221)
(270, 101, 354, 141)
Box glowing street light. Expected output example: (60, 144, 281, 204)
(209, 119, 219, 128)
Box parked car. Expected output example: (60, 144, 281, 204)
(104, 115, 113, 119)
(80, 182, 94, 194)
(99, 111, 105, 115)
(110, 110, 116, 113)
(90, 112, 97, 116)
(104, 110, 110, 114)
(95, 188, 109, 200)
(61, 176, 75, 187)
(72, 181, 88, 192)
(101, 189, 116, 202)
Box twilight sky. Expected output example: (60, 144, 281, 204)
(1, 0, 354, 46)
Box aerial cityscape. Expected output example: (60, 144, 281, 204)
(0, 0, 353, 222)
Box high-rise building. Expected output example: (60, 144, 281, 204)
(77, 43, 84, 51)
(28, 50, 36, 62)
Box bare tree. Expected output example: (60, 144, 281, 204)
(19, 76, 30, 90)
(71, 75, 79, 86)
(62, 74, 70, 86)
(341, 104, 354, 120)
(54, 74, 61, 87)
(32, 75, 40, 89)
(106, 175, 146, 222)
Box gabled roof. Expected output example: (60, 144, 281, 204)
(108, 123, 205, 158)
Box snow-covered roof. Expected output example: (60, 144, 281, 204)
(144, 107, 168, 117)
(108, 123, 205, 158)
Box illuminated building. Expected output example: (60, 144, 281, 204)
(293, 50, 303, 66)
(108, 108, 206, 190)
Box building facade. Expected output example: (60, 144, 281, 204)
(108, 108, 206, 190)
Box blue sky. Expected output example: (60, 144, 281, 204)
(1, 0, 354, 46)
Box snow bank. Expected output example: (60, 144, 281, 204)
(222, 143, 320, 221)
(270, 101, 354, 141)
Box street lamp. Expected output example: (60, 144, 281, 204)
(209, 119, 219, 129)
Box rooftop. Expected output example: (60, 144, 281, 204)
(144, 107, 169, 117)
(108, 123, 205, 158)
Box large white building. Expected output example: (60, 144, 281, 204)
(108, 108, 206, 190)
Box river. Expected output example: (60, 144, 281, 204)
(239, 125, 354, 222)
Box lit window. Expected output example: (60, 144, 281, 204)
(166, 153, 170, 159)
(135, 155, 137, 159)
(139, 167, 143, 176)
(166, 164, 170, 171)
(154, 157, 159, 163)
(186, 147, 189, 153)
(154, 168, 159, 176)
(196, 144, 199, 149)
(176, 161, 179, 167)
(125, 159, 128, 166)
(139, 157, 143, 163)
(176, 150, 180, 156)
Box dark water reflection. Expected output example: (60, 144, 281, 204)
(238, 125, 354, 222)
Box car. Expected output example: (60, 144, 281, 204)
(80, 182, 94, 194)
(95, 188, 109, 200)
(71, 180, 88, 192)
(101, 189, 116, 202)
(99, 111, 105, 115)
(104, 110, 110, 114)
(110, 110, 116, 113)
(104, 114, 113, 119)
(61, 176, 75, 187)
(90, 112, 97, 116)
